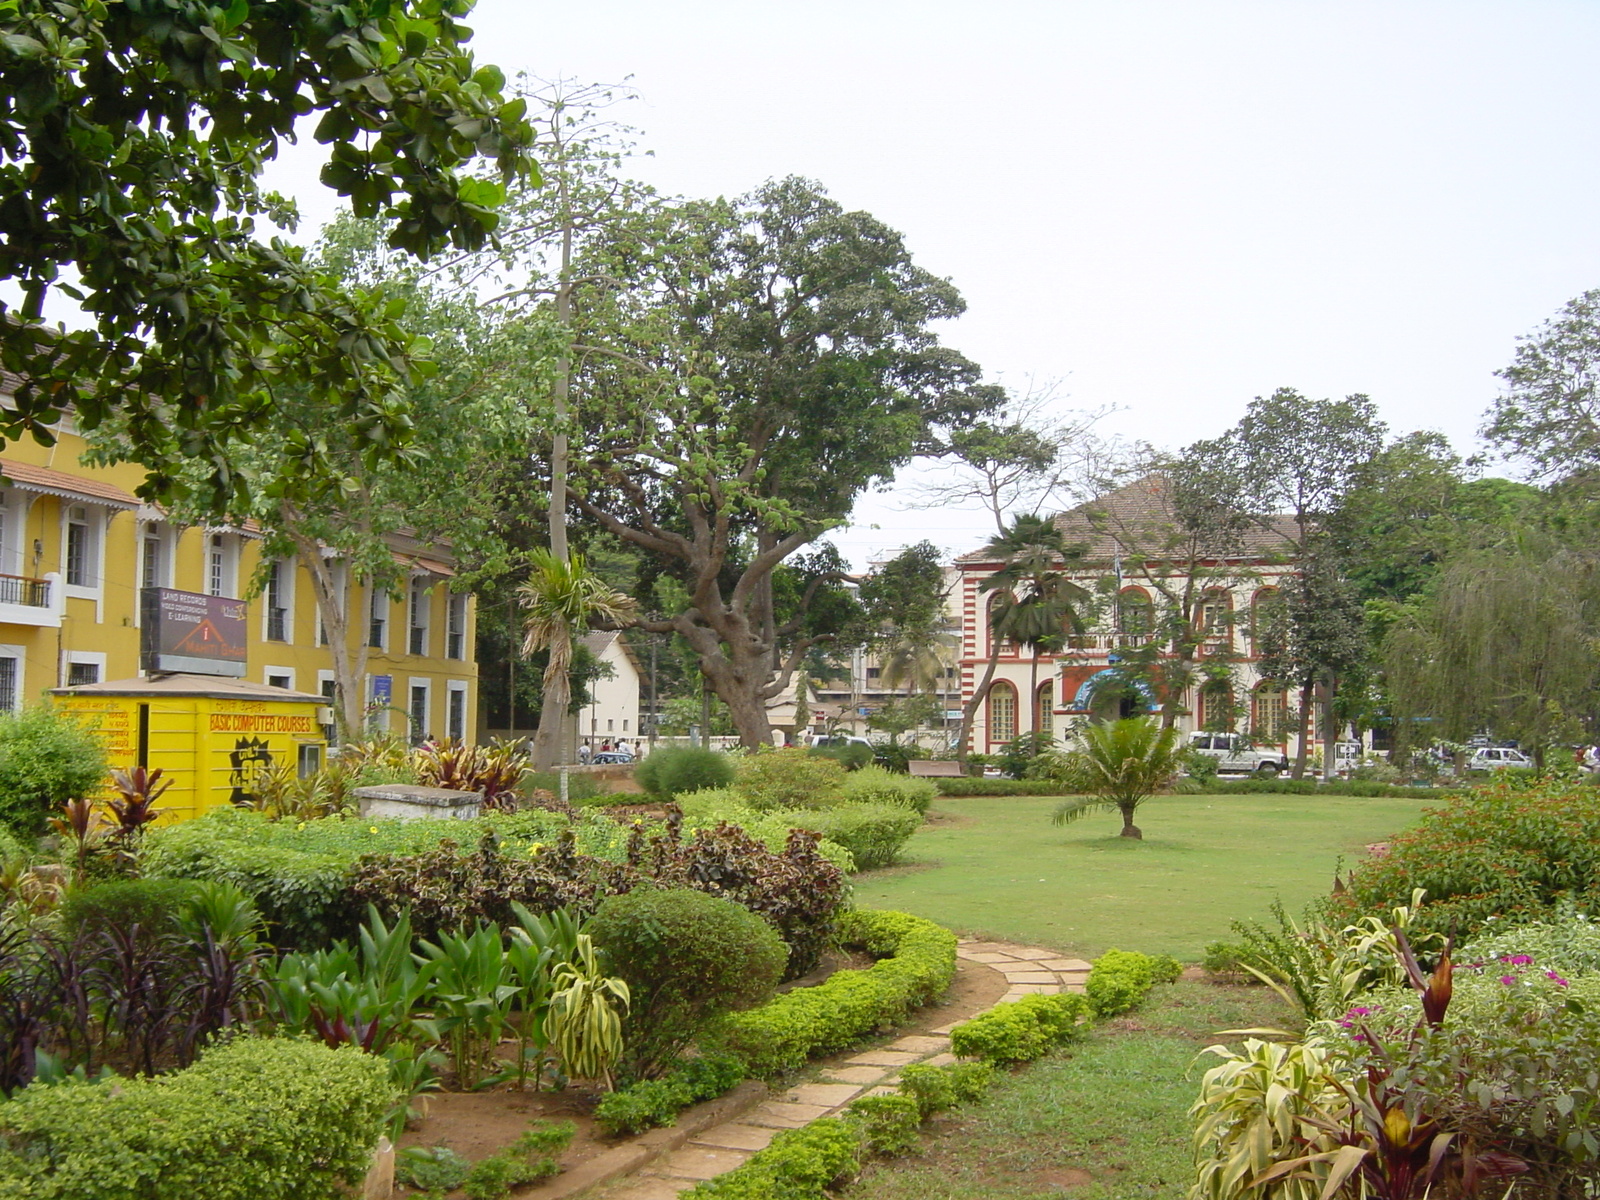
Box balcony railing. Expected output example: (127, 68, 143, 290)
(0, 573, 50, 608)
(1062, 632, 1155, 653)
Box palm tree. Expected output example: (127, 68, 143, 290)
(519, 551, 638, 770)
(1046, 716, 1187, 839)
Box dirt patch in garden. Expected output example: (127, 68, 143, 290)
(400, 1086, 610, 1175)
(1036, 1166, 1097, 1189)
(923, 809, 977, 828)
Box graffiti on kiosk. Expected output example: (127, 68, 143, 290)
(227, 737, 274, 807)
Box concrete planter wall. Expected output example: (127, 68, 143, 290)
(354, 784, 481, 822)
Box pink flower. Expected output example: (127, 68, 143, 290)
(1500, 954, 1534, 966)
(1546, 971, 1570, 987)
(1500, 975, 1519, 985)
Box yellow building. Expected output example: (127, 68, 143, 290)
(0, 411, 478, 755)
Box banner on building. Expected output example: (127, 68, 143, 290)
(140, 588, 248, 677)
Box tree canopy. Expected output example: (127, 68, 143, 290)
(0, 0, 534, 498)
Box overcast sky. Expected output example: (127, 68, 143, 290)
(265, 1, 1600, 568)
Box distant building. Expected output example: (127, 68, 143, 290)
(955, 475, 1301, 756)
(579, 630, 642, 751)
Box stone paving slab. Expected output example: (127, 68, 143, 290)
(921, 1052, 958, 1067)
(784, 1082, 863, 1107)
(820, 1065, 889, 1085)
(648, 1147, 751, 1181)
(1004, 947, 1057, 961)
(1002, 972, 1061, 985)
(606, 1178, 693, 1200)
(1041, 958, 1094, 971)
(888, 1035, 951, 1053)
(1004, 983, 1057, 997)
(747, 1101, 831, 1128)
(844, 1049, 921, 1068)
(961, 950, 1019, 963)
(691, 1124, 778, 1152)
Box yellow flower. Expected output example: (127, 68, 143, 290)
(529, 842, 544, 854)
(368, 826, 379, 834)
(296, 822, 306, 832)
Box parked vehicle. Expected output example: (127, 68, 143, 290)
(1466, 746, 1532, 771)
(1188, 732, 1291, 777)
(809, 735, 873, 751)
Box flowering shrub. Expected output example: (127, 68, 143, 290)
(1338, 779, 1600, 938)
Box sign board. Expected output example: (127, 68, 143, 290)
(140, 588, 247, 677)
(370, 675, 393, 705)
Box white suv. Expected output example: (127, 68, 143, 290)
(1466, 747, 1532, 771)
(1189, 732, 1291, 777)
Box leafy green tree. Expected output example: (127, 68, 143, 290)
(0, 0, 533, 492)
(0, 705, 108, 837)
(1045, 716, 1187, 840)
(519, 552, 639, 768)
(858, 541, 953, 700)
(1485, 288, 1600, 481)
(556, 177, 1001, 747)
(1383, 534, 1600, 768)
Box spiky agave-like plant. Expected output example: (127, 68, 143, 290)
(1046, 715, 1187, 840)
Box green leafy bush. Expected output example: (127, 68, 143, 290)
(59, 877, 202, 942)
(1188, 778, 1447, 798)
(1459, 909, 1600, 978)
(635, 747, 736, 799)
(397, 1145, 472, 1191)
(738, 749, 847, 811)
(460, 1122, 574, 1200)
(896, 1062, 994, 1118)
(810, 741, 873, 770)
(1202, 940, 1253, 977)
(843, 1092, 921, 1156)
(0, 706, 109, 836)
(525, 769, 601, 800)
(677, 792, 857, 873)
(1338, 779, 1600, 938)
(705, 909, 958, 1076)
(1084, 948, 1182, 1017)
(949, 992, 1091, 1064)
(588, 888, 787, 1079)
(775, 804, 920, 871)
(593, 1052, 747, 1136)
(573, 791, 650, 808)
(684, 1117, 862, 1199)
(0, 1037, 395, 1199)
(841, 766, 937, 815)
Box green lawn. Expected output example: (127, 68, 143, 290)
(848, 978, 1291, 1200)
(853, 792, 1429, 960)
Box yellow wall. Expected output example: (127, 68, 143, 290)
(0, 428, 478, 741)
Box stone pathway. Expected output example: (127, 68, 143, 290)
(595, 940, 1092, 1200)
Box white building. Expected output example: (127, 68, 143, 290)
(578, 630, 642, 752)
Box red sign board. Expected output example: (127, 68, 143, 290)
(140, 588, 248, 676)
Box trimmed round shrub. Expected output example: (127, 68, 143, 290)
(60, 878, 203, 943)
(738, 749, 847, 811)
(810, 741, 873, 770)
(777, 804, 920, 872)
(841, 766, 937, 815)
(588, 887, 787, 1079)
(0, 705, 109, 836)
(635, 746, 736, 799)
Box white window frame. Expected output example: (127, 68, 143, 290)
(262, 557, 294, 643)
(63, 649, 106, 688)
(0, 489, 17, 578)
(367, 584, 389, 652)
(408, 577, 431, 657)
(62, 504, 105, 597)
(0, 643, 24, 712)
(317, 669, 338, 746)
(407, 677, 432, 743)
(205, 531, 239, 598)
(446, 593, 468, 660)
(446, 680, 468, 741)
(263, 666, 296, 692)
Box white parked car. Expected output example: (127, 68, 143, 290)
(1466, 747, 1533, 771)
(1188, 732, 1291, 777)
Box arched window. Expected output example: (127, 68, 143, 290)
(1250, 588, 1283, 658)
(1197, 679, 1235, 731)
(1199, 589, 1233, 652)
(1253, 683, 1288, 743)
(987, 591, 1016, 657)
(988, 682, 1017, 745)
(1119, 589, 1154, 639)
(1036, 681, 1054, 739)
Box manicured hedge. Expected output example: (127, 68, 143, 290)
(948, 992, 1091, 1063)
(0, 1037, 394, 1199)
(1187, 778, 1450, 799)
(777, 804, 921, 871)
(1084, 948, 1182, 1016)
(705, 909, 958, 1076)
(933, 778, 1077, 797)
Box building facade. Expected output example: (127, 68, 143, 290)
(956, 476, 1301, 755)
(0, 420, 477, 740)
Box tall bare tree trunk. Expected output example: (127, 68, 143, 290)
(1291, 678, 1315, 780)
(290, 522, 369, 741)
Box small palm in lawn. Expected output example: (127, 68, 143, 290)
(1047, 716, 1187, 840)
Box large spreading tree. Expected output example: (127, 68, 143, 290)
(550, 177, 1002, 747)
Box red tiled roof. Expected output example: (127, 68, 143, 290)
(0, 459, 139, 508)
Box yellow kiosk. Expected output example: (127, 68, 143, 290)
(53, 587, 329, 823)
